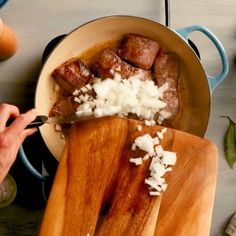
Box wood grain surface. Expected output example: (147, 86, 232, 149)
(39, 117, 129, 236)
(39, 117, 217, 235)
(96, 119, 163, 236)
(155, 125, 218, 235)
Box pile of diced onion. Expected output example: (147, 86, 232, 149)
(73, 72, 176, 196)
(73, 72, 172, 124)
(130, 126, 177, 196)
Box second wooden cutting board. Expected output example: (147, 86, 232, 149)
(154, 122, 218, 235)
(39, 117, 218, 236)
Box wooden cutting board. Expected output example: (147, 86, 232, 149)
(39, 117, 218, 236)
(154, 125, 218, 236)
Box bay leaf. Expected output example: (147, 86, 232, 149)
(222, 116, 236, 169)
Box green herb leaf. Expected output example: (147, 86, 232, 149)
(222, 116, 236, 169)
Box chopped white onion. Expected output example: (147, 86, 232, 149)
(162, 151, 177, 165)
(74, 97, 81, 103)
(153, 137, 159, 145)
(155, 145, 164, 158)
(131, 143, 136, 151)
(150, 161, 167, 178)
(135, 134, 155, 156)
(85, 84, 92, 90)
(93, 108, 103, 117)
(149, 191, 161, 196)
(145, 178, 162, 191)
(73, 89, 79, 96)
(142, 154, 149, 161)
(130, 157, 143, 165)
(161, 183, 168, 192)
(137, 125, 142, 132)
(81, 87, 88, 93)
(144, 120, 152, 126)
(74, 73, 172, 125)
(156, 131, 163, 140)
(129, 130, 177, 197)
(54, 124, 62, 131)
(159, 110, 172, 119)
(158, 82, 169, 94)
(161, 127, 167, 134)
(166, 167, 173, 172)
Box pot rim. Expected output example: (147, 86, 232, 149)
(35, 15, 211, 138)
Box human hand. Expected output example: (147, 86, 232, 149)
(0, 103, 37, 183)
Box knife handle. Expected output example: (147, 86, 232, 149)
(6, 115, 48, 129)
(27, 115, 48, 128)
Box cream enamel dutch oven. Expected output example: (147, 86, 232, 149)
(19, 16, 229, 180)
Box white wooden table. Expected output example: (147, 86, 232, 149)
(0, 0, 236, 235)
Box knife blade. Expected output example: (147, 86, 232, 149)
(28, 114, 97, 128)
(7, 114, 96, 129)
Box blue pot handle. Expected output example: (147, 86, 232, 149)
(176, 25, 229, 93)
(19, 145, 48, 181)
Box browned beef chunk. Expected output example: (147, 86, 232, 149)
(118, 34, 160, 70)
(52, 58, 93, 94)
(154, 53, 179, 116)
(93, 49, 151, 80)
(49, 96, 79, 117)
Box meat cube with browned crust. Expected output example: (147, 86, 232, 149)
(119, 34, 160, 70)
(52, 58, 93, 94)
(154, 53, 180, 116)
(49, 96, 79, 117)
(93, 49, 151, 80)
